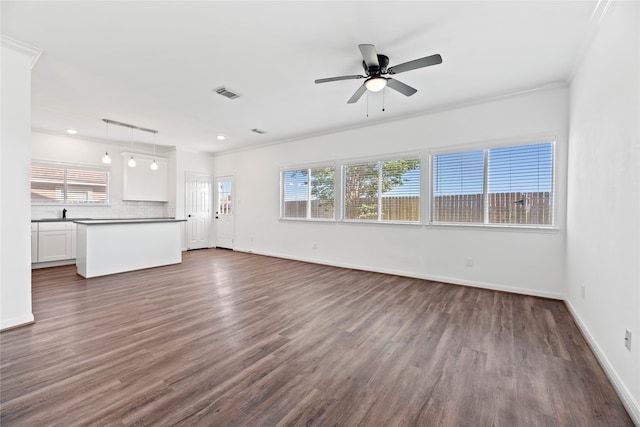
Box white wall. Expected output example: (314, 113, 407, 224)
(213, 87, 569, 299)
(565, 1, 640, 422)
(0, 41, 37, 330)
(31, 131, 176, 220)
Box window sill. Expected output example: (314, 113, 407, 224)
(279, 217, 337, 223)
(428, 222, 560, 233)
(341, 219, 422, 226)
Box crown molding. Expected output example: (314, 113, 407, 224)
(1, 34, 43, 69)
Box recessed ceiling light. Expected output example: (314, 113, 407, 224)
(217, 135, 225, 140)
(66, 129, 78, 134)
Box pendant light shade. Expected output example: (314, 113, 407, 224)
(150, 132, 159, 171)
(128, 128, 136, 167)
(102, 118, 159, 170)
(102, 121, 112, 164)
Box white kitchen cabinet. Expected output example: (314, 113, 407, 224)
(31, 223, 38, 263)
(71, 227, 77, 259)
(122, 152, 168, 202)
(37, 222, 75, 263)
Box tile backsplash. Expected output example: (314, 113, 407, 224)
(32, 201, 176, 220)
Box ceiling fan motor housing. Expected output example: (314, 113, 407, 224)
(363, 54, 389, 76)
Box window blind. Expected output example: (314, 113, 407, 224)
(431, 141, 554, 226)
(487, 142, 553, 225)
(31, 164, 109, 204)
(281, 166, 335, 220)
(343, 156, 420, 223)
(432, 150, 484, 223)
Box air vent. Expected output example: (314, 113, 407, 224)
(214, 86, 241, 100)
(251, 128, 267, 134)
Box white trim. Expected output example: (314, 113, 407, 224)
(233, 248, 565, 301)
(0, 313, 35, 331)
(428, 132, 558, 155)
(565, 300, 640, 425)
(120, 152, 168, 162)
(1, 35, 43, 69)
(429, 138, 556, 228)
(279, 159, 337, 172)
(280, 164, 337, 221)
(32, 159, 110, 173)
(213, 82, 568, 157)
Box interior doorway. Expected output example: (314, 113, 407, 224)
(214, 176, 235, 249)
(185, 172, 211, 250)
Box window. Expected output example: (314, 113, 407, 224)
(343, 156, 420, 223)
(217, 180, 232, 215)
(431, 141, 554, 226)
(281, 166, 335, 220)
(31, 163, 109, 204)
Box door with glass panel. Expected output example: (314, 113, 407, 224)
(214, 176, 234, 249)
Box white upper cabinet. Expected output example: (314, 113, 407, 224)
(122, 153, 168, 202)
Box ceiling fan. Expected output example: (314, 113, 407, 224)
(315, 44, 442, 104)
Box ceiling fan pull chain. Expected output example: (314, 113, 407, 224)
(366, 91, 369, 117)
(382, 89, 385, 112)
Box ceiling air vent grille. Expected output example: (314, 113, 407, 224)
(214, 87, 241, 99)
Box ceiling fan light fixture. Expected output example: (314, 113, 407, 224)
(365, 77, 387, 92)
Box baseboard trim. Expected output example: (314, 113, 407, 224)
(564, 300, 640, 425)
(1, 313, 35, 332)
(234, 248, 564, 300)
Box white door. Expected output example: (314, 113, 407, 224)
(186, 172, 211, 250)
(214, 176, 234, 249)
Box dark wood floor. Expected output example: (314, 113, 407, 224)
(0, 249, 632, 426)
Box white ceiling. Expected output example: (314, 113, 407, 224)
(2, 1, 603, 154)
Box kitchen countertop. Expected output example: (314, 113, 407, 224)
(32, 217, 184, 223)
(73, 218, 186, 225)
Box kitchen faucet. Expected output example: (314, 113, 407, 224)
(62, 208, 67, 219)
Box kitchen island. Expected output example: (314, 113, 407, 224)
(74, 218, 186, 278)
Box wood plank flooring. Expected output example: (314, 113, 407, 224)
(0, 249, 633, 426)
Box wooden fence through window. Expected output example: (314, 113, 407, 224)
(284, 191, 552, 224)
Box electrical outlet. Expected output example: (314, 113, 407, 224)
(625, 329, 632, 351)
(313, 243, 318, 250)
(581, 284, 586, 300)
(465, 257, 473, 267)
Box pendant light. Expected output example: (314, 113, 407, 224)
(101, 121, 112, 164)
(128, 128, 136, 167)
(150, 131, 158, 171)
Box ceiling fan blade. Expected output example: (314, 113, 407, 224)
(388, 54, 442, 74)
(347, 83, 367, 104)
(386, 78, 417, 97)
(315, 75, 364, 84)
(358, 44, 379, 69)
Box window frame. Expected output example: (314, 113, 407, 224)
(279, 162, 337, 222)
(340, 152, 422, 225)
(429, 137, 556, 229)
(31, 161, 111, 206)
